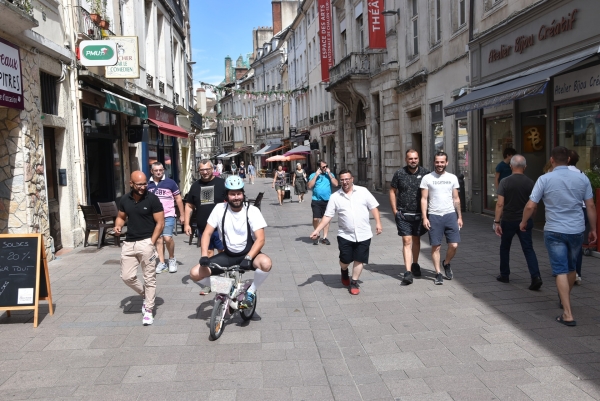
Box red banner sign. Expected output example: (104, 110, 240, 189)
(368, 0, 386, 49)
(318, 0, 333, 82)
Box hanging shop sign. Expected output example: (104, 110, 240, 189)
(79, 40, 118, 67)
(103, 90, 148, 119)
(0, 38, 24, 110)
(105, 36, 140, 79)
(554, 65, 600, 101)
(318, 0, 333, 82)
(367, 0, 386, 49)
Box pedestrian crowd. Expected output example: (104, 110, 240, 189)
(113, 146, 595, 328)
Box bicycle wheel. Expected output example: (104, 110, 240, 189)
(240, 292, 257, 321)
(209, 298, 226, 340)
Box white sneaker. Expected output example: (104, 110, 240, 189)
(168, 258, 178, 273)
(143, 308, 153, 326)
(575, 274, 582, 285)
(156, 262, 168, 274)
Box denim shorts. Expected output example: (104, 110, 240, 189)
(544, 230, 583, 275)
(161, 216, 176, 237)
(428, 213, 461, 246)
(198, 229, 224, 251)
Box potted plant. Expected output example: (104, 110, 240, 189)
(90, 0, 102, 23)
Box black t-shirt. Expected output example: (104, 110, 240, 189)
(118, 191, 164, 241)
(390, 166, 430, 213)
(184, 177, 227, 231)
(497, 173, 535, 222)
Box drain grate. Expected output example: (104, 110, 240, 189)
(103, 260, 120, 265)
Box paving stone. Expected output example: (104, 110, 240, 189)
(122, 364, 177, 383)
(370, 352, 426, 371)
(518, 381, 596, 401)
(525, 365, 580, 383)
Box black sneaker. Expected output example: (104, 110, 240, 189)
(411, 263, 422, 277)
(402, 271, 414, 285)
(496, 275, 509, 283)
(313, 236, 320, 245)
(443, 260, 453, 280)
(434, 273, 444, 285)
(320, 238, 331, 245)
(529, 276, 543, 291)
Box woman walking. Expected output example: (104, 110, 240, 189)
(238, 161, 246, 181)
(292, 163, 307, 203)
(248, 161, 256, 184)
(272, 165, 286, 206)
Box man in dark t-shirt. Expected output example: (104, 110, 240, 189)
(389, 149, 430, 285)
(115, 171, 164, 326)
(493, 154, 542, 290)
(495, 147, 516, 189)
(184, 160, 227, 256)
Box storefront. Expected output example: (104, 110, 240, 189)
(445, 0, 600, 214)
(143, 105, 188, 183)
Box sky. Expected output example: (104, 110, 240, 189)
(189, 0, 274, 98)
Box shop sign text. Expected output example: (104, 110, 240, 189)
(488, 9, 578, 64)
(554, 65, 600, 101)
(0, 38, 23, 110)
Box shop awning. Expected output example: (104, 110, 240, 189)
(148, 118, 189, 138)
(444, 57, 589, 116)
(216, 153, 230, 158)
(102, 90, 148, 119)
(255, 144, 284, 155)
(285, 145, 311, 155)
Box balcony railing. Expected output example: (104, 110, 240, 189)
(6, 0, 32, 14)
(77, 6, 101, 40)
(328, 52, 387, 86)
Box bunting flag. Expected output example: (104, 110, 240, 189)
(199, 81, 308, 99)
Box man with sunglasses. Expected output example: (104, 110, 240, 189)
(115, 171, 165, 326)
(307, 160, 339, 245)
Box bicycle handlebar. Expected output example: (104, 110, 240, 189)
(208, 263, 246, 272)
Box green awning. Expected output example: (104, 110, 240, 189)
(103, 90, 148, 119)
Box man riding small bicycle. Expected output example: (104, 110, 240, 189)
(189, 176, 272, 308)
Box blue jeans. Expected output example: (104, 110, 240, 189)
(544, 230, 584, 276)
(499, 219, 540, 278)
(576, 207, 589, 277)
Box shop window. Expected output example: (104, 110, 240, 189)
(484, 115, 513, 210)
(557, 101, 600, 171)
(456, 118, 469, 206)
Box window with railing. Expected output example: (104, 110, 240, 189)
(146, 73, 154, 88)
(40, 71, 58, 115)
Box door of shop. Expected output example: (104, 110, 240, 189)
(357, 127, 368, 184)
(43, 128, 62, 251)
(86, 137, 116, 206)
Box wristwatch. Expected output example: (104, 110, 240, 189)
(494, 220, 500, 224)
(244, 255, 253, 261)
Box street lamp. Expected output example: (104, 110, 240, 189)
(382, 9, 400, 16)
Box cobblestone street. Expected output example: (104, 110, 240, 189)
(2, 178, 600, 400)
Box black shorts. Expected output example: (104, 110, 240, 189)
(338, 236, 371, 264)
(208, 252, 257, 276)
(311, 200, 329, 219)
(395, 212, 427, 237)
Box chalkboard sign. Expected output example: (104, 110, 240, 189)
(0, 234, 54, 327)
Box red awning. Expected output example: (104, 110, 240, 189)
(148, 118, 189, 138)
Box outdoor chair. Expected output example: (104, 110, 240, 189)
(80, 205, 120, 248)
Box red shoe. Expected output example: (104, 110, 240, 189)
(341, 275, 350, 286)
(349, 280, 360, 295)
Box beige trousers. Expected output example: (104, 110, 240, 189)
(120, 238, 157, 310)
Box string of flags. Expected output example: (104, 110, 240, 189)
(200, 81, 309, 100)
(203, 116, 259, 126)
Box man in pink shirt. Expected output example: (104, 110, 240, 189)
(148, 162, 185, 273)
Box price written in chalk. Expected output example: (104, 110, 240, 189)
(0, 252, 32, 261)
(2, 241, 30, 248)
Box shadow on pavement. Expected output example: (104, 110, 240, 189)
(120, 295, 164, 314)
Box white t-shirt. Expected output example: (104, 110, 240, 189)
(324, 185, 379, 242)
(206, 203, 267, 253)
(420, 172, 459, 216)
(216, 163, 223, 173)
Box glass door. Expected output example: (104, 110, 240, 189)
(484, 115, 513, 210)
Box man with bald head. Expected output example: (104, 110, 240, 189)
(493, 154, 542, 290)
(115, 171, 165, 326)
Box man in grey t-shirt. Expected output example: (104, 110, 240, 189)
(493, 155, 541, 290)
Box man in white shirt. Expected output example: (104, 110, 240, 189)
(420, 152, 463, 285)
(310, 169, 382, 295)
(189, 176, 272, 309)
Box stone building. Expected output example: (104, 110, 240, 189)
(0, 0, 81, 257)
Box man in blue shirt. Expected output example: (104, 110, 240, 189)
(307, 160, 339, 245)
(521, 146, 597, 327)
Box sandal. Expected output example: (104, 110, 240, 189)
(556, 315, 576, 327)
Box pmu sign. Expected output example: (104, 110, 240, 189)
(79, 40, 118, 67)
